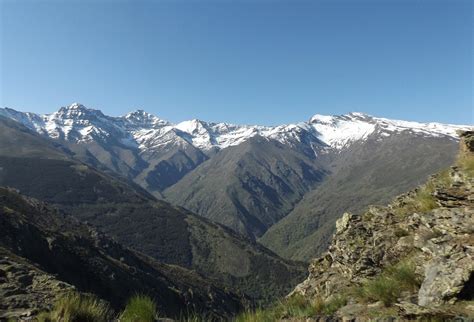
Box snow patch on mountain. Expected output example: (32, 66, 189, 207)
(309, 114, 377, 149)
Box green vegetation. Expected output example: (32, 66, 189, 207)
(235, 307, 279, 322)
(35, 292, 219, 322)
(392, 163, 463, 220)
(320, 295, 348, 315)
(457, 151, 474, 177)
(36, 311, 54, 322)
(120, 295, 157, 322)
(435, 168, 453, 187)
(393, 182, 437, 218)
(234, 294, 347, 321)
(393, 227, 409, 238)
(413, 182, 437, 213)
(38, 292, 112, 322)
(357, 261, 421, 306)
(358, 274, 400, 306)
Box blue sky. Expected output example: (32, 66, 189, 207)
(1, 0, 472, 125)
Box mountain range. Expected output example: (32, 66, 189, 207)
(1, 103, 469, 262)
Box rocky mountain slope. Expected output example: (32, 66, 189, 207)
(0, 248, 75, 320)
(164, 136, 328, 238)
(260, 132, 460, 261)
(291, 131, 474, 319)
(0, 187, 242, 320)
(0, 116, 306, 303)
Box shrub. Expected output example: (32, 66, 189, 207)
(385, 261, 420, 291)
(358, 260, 420, 306)
(322, 295, 347, 315)
(45, 292, 112, 322)
(413, 183, 437, 213)
(393, 183, 437, 218)
(394, 227, 409, 238)
(120, 294, 157, 322)
(234, 307, 278, 322)
(435, 169, 452, 188)
(36, 311, 53, 322)
(281, 294, 318, 317)
(234, 293, 347, 321)
(361, 275, 400, 306)
(458, 154, 474, 178)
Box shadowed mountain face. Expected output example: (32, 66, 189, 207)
(0, 187, 242, 319)
(62, 135, 210, 199)
(0, 117, 306, 302)
(0, 116, 153, 205)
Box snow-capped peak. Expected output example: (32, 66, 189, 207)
(53, 103, 105, 120)
(123, 110, 169, 129)
(309, 112, 377, 149)
(309, 114, 336, 124)
(307, 112, 470, 149)
(68, 102, 85, 109)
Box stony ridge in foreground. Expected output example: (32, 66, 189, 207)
(292, 131, 474, 320)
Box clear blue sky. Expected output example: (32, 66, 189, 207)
(1, 0, 472, 125)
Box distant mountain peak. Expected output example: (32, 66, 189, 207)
(175, 119, 208, 134)
(309, 112, 372, 125)
(54, 103, 104, 120)
(123, 109, 169, 128)
(69, 102, 85, 109)
(309, 114, 336, 124)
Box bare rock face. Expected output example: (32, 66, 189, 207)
(416, 206, 474, 306)
(292, 130, 474, 319)
(0, 249, 74, 319)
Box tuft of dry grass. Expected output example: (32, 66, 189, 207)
(120, 294, 157, 322)
(234, 293, 347, 321)
(39, 292, 112, 322)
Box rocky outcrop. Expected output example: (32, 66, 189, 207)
(0, 249, 74, 319)
(292, 130, 474, 319)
